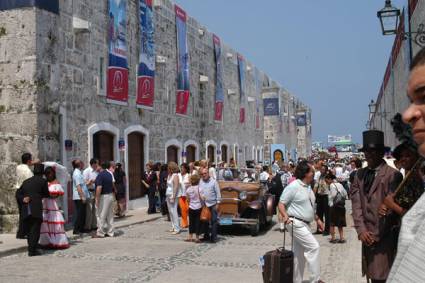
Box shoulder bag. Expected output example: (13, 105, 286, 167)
(198, 186, 211, 222)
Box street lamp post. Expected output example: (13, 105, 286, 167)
(377, 0, 400, 35)
(377, 0, 425, 48)
(368, 99, 377, 129)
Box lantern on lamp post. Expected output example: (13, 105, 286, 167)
(377, 0, 400, 35)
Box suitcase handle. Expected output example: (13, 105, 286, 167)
(283, 221, 294, 252)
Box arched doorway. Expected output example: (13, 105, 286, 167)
(221, 144, 228, 163)
(128, 132, 145, 199)
(167, 145, 179, 163)
(93, 131, 114, 163)
(207, 145, 215, 164)
(186, 145, 196, 163)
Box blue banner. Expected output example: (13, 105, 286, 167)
(255, 68, 262, 129)
(296, 113, 307, 126)
(0, 0, 59, 14)
(263, 98, 279, 116)
(213, 34, 224, 121)
(238, 54, 246, 123)
(175, 5, 190, 115)
(137, 0, 155, 109)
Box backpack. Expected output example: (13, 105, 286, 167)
(270, 172, 283, 197)
(332, 183, 346, 208)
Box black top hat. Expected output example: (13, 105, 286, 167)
(359, 130, 389, 152)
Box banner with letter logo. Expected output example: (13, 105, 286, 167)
(237, 54, 246, 123)
(263, 98, 279, 116)
(213, 34, 224, 121)
(137, 0, 155, 109)
(175, 5, 190, 115)
(107, 0, 129, 105)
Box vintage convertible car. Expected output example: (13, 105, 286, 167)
(217, 181, 275, 236)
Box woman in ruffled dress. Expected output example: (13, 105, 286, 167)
(39, 167, 69, 249)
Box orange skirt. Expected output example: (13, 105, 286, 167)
(179, 196, 189, 228)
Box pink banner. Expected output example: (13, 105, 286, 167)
(107, 68, 129, 104)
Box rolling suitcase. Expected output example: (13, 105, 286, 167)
(262, 223, 294, 283)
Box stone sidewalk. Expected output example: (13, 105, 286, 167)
(0, 207, 162, 258)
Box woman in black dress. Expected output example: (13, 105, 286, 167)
(143, 162, 158, 214)
(159, 164, 169, 217)
(114, 163, 126, 217)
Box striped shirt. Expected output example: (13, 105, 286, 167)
(387, 192, 425, 282)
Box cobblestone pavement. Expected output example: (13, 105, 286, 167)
(0, 207, 363, 283)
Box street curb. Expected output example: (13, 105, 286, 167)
(0, 215, 162, 258)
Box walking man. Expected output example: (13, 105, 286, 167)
(351, 130, 403, 283)
(83, 158, 99, 231)
(279, 160, 324, 283)
(16, 164, 49, 256)
(94, 161, 115, 238)
(199, 167, 221, 243)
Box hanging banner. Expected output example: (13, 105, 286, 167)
(255, 69, 262, 129)
(107, 0, 129, 105)
(175, 5, 190, 115)
(213, 34, 224, 121)
(263, 98, 279, 116)
(137, 0, 155, 109)
(237, 54, 246, 123)
(0, 0, 59, 14)
(296, 113, 307, 126)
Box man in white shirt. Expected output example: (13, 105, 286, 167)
(83, 158, 99, 231)
(279, 161, 324, 283)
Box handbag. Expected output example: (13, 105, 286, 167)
(198, 186, 211, 222)
(333, 184, 346, 208)
(200, 205, 211, 222)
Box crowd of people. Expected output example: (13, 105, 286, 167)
(11, 46, 425, 282)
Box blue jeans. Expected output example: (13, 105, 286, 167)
(203, 205, 218, 241)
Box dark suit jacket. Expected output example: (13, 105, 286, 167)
(350, 163, 403, 279)
(16, 175, 49, 219)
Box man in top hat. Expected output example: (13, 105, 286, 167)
(350, 130, 403, 283)
(16, 163, 49, 256)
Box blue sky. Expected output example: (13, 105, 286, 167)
(173, 0, 407, 144)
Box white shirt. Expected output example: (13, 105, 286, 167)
(328, 182, 346, 207)
(259, 171, 270, 182)
(279, 180, 315, 222)
(314, 170, 321, 183)
(15, 164, 33, 189)
(209, 167, 217, 180)
(83, 167, 98, 191)
(387, 193, 425, 282)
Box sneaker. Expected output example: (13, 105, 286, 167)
(172, 230, 180, 235)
